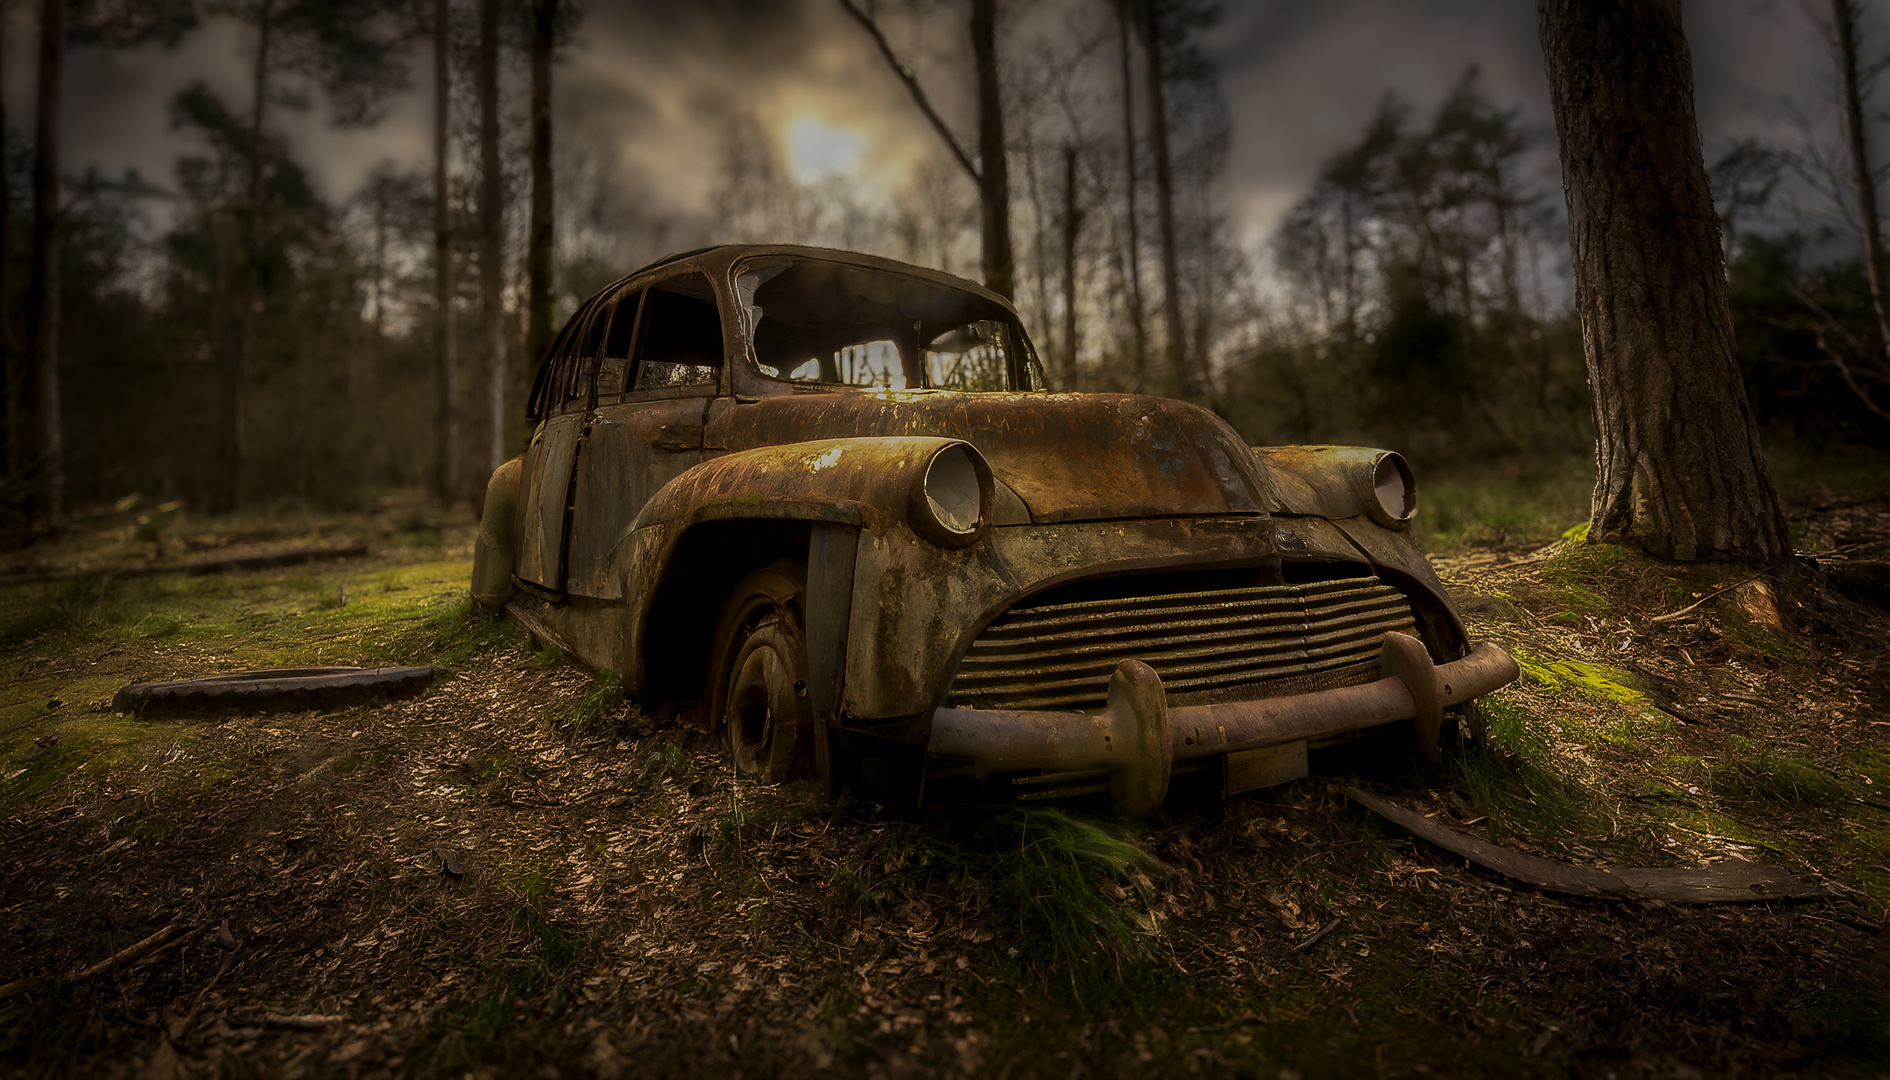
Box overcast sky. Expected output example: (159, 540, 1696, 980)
(0, 0, 1846, 257)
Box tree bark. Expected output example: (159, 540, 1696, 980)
(1140, 0, 1187, 398)
(1116, 2, 1147, 387)
(22, 0, 66, 526)
(836, 0, 1011, 298)
(213, 0, 274, 511)
(476, 0, 504, 501)
(1059, 143, 1082, 390)
(1830, 0, 1890, 358)
(525, 0, 556, 398)
(1539, 0, 1790, 562)
(432, 0, 457, 505)
(1, 0, 13, 493)
(969, 0, 1013, 300)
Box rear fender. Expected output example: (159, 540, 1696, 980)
(472, 457, 524, 609)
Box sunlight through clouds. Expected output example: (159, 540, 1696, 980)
(783, 114, 867, 183)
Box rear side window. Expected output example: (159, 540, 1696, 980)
(529, 302, 604, 418)
(634, 274, 723, 391)
(596, 291, 641, 400)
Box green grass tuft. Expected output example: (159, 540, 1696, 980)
(559, 673, 626, 740)
(635, 742, 690, 789)
(1455, 698, 1593, 846)
(981, 809, 1162, 990)
(1711, 736, 1844, 806)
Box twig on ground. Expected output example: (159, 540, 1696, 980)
(1648, 573, 1766, 625)
(0, 922, 182, 1001)
(1292, 916, 1342, 953)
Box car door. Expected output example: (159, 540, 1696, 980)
(565, 271, 727, 599)
(514, 301, 609, 590)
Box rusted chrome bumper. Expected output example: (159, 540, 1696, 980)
(927, 634, 1520, 816)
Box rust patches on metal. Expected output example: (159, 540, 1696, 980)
(927, 638, 1520, 775)
(484, 243, 1523, 808)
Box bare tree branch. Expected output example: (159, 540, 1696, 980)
(1785, 279, 1890, 419)
(836, 0, 980, 184)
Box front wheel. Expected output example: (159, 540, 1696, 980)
(707, 566, 814, 783)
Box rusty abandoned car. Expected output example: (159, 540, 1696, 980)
(470, 244, 1520, 815)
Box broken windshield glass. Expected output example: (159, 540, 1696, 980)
(735, 257, 1044, 392)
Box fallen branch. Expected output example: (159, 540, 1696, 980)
(263, 1014, 344, 1030)
(1292, 916, 1343, 952)
(0, 922, 181, 1001)
(0, 541, 367, 586)
(1648, 573, 1766, 625)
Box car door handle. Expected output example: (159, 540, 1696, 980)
(650, 425, 704, 452)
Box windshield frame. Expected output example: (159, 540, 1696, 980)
(729, 254, 1048, 396)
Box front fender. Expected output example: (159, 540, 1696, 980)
(630, 436, 983, 534)
(611, 436, 985, 696)
(1252, 445, 1414, 530)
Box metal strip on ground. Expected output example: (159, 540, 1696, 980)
(1344, 786, 1826, 903)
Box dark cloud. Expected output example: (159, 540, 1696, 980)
(0, 0, 1843, 251)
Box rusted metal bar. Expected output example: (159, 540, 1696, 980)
(928, 639, 1520, 781)
(1345, 787, 1825, 902)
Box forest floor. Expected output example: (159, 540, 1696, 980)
(1, 449, 1888, 1079)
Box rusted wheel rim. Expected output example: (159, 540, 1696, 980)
(723, 623, 809, 783)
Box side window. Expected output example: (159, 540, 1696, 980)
(596, 290, 642, 401)
(561, 303, 610, 410)
(633, 274, 723, 392)
(529, 310, 586, 419)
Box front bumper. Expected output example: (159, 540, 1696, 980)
(926, 633, 1520, 815)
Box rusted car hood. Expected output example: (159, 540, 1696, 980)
(708, 391, 1277, 523)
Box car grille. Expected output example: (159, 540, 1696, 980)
(948, 575, 1418, 712)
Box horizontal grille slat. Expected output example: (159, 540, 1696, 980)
(958, 597, 1413, 663)
(948, 574, 1418, 711)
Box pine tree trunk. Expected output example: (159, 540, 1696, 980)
(1831, 0, 1890, 358)
(22, 0, 66, 527)
(525, 0, 556, 396)
(476, 0, 504, 505)
(0, 0, 12, 493)
(969, 0, 1013, 300)
(1140, 0, 1187, 399)
(432, 0, 457, 505)
(1539, 0, 1790, 562)
(1116, 3, 1148, 389)
(215, 0, 273, 512)
(1060, 143, 1081, 390)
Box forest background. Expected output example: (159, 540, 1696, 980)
(0, 0, 1885, 537)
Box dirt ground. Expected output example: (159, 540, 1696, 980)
(2, 476, 1888, 1079)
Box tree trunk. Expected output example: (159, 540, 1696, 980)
(1059, 143, 1081, 390)
(477, 0, 504, 503)
(525, 0, 556, 396)
(216, 0, 274, 512)
(22, 0, 66, 527)
(1831, 0, 1890, 358)
(1, 0, 12, 491)
(432, 0, 457, 505)
(969, 0, 1013, 299)
(1140, 0, 1187, 398)
(1116, 2, 1147, 387)
(1539, 0, 1790, 562)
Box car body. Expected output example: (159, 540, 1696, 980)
(471, 244, 1519, 814)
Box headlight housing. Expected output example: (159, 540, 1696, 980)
(1359, 451, 1417, 529)
(909, 442, 991, 546)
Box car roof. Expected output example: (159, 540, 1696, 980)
(528, 245, 1027, 420)
(615, 243, 1019, 313)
